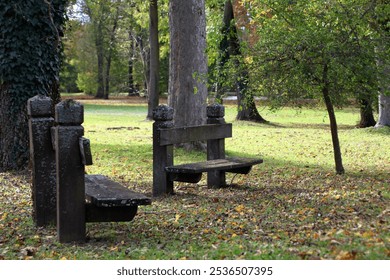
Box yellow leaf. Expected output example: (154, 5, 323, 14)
(1, 213, 7, 221)
(336, 251, 356, 260)
(174, 214, 181, 223)
(234, 204, 245, 213)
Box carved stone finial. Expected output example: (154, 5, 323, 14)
(153, 105, 174, 121)
(207, 104, 225, 118)
(27, 94, 53, 117)
(55, 99, 84, 125)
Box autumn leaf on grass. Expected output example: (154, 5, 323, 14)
(234, 204, 245, 215)
(335, 250, 357, 260)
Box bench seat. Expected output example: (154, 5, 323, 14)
(165, 157, 263, 183)
(85, 174, 152, 207)
(84, 175, 151, 223)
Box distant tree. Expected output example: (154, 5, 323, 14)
(147, 0, 160, 120)
(0, 0, 67, 171)
(250, 0, 382, 174)
(168, 0, 208, 136)
(83, 0, 122, 99)
(230, 0, 267, 122)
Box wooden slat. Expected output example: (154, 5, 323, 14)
(158, 123, 232, 146)
(85, 175, 152, 207)
(165, 157, 263, 174)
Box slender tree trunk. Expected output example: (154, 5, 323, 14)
(128, 32, 137, 96)
(103, 5, 120, 100)
(322, 64, 345, 174)
(95, 24, 105, 98)
(147, 0, 160, 120)
(136, 36, 150, 96)
(168, 0, 208, 129)
(104, 55, 112, 100)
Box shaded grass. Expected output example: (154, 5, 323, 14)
(0, 103, 389, 260)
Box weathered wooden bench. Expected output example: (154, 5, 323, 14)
(152, 104, 263, 196)
(28, 95, 151, 243)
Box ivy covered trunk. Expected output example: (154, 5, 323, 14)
(0, 89, 30, 170)
(0, 0, 66, 171)
(223, 0, 266, 123)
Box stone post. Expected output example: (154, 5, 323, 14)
(152, 105, 174, 196)
(53, 99, 85, 243)
(27, 95, 56, 226)
(207, 104, 226, 187)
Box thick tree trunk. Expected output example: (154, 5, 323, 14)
(0, 88, 30, 171)
(215, 0, 235, 102)
(227, 0, 266, 122)
(322, 64, 345, 175)
(147, 0, 160, 120)
(0, 0, 65, 171)
(236, 76, 267, 122)
(376, 93, 390, 127)
(357, 97, 376, 128)
(168, 0, 208, 128)
(375, 54, 390, 127)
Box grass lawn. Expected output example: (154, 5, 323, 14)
(0, 100, 389, 260)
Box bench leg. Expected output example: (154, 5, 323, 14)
(207, 170, 226, 188)
(153, 124, 174, 196)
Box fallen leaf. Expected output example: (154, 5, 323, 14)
(335, 251, 357, 260)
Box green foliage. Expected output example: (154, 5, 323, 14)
(246, 0, 382, 107)
(0, 0, 68, 105)
(61, 0, 171, 96)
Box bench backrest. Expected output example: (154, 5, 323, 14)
(158, 123, 232, 146)
(152, 104, 228, 196)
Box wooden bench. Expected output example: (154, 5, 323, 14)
(28, 95, 151, 243)
(152, 104, 263, 196)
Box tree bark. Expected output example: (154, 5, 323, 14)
(103, 4, 120, 100)
(229, 0, 266, 123)
(375, 52, 390, 127)
(147, 0, 160, 120)
(235, 71, 268, 123)
(322, 64, 345, 175)
(357, 97, 376, 128)
(168, 0, 208, 128)
(0, 0, 65, 171)
(128, 31, 137, 96)
(376, 93, 390, 127)
(95, 22, 105, 98)
(0, 89, 30, 171)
